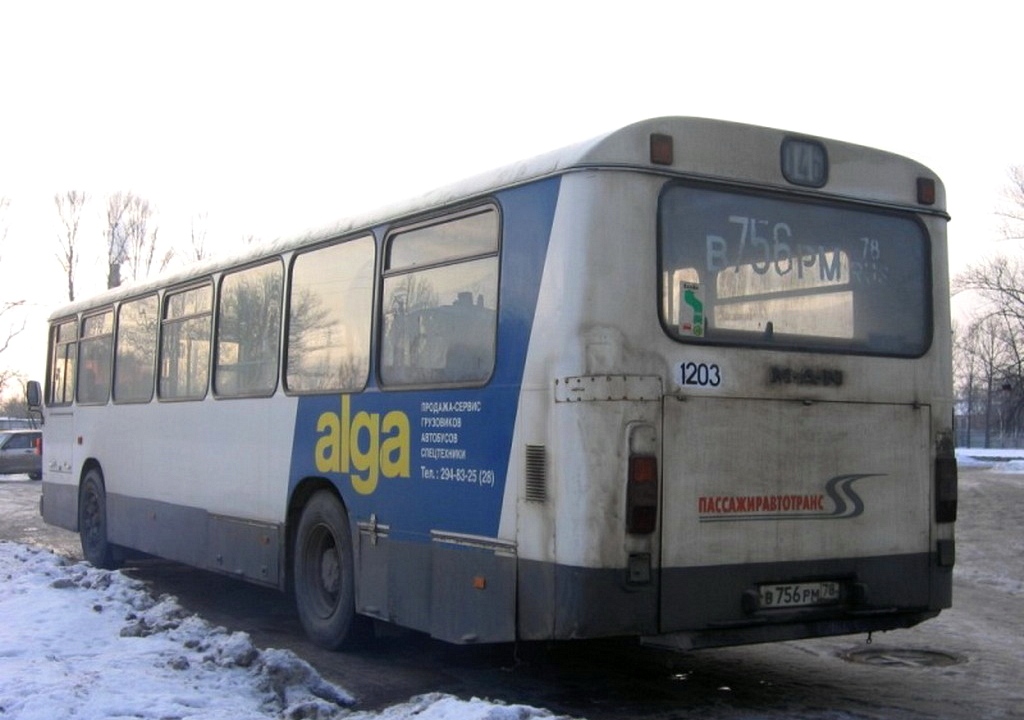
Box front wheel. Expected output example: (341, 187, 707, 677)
(293, 491, 365, 649)
(79, 468, 119, 569)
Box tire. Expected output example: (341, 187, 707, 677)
(79, 468, 119, 569)
(293, 490, 365, 649)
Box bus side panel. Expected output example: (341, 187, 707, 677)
(103, 492, 282, 586)
(510, 172, 667, 640)
(70, 397, 298, 587)
(287, 178, 561, 643)
(40, 480, 77, 531)
(430, 543, 517, 644)
(40, 409, 78, 531)
(107, 493, 208, 567)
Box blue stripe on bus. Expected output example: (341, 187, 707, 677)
(288, 177, 561, 539)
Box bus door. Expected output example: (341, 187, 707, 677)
(40, 318, 80, 529)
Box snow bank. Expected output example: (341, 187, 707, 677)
(0, 542, 573, 720)
(957, 447, 1024, 473)
(347, 694, 572, 720)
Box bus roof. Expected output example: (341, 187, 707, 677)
(49, 116, 944, 320)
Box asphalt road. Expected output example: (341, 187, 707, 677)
(2, 470, 1021, 719)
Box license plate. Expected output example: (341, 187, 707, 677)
(758, 581, 841, 609)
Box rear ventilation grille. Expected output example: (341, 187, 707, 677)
(524, 445, 547, 502)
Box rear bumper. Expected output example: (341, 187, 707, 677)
(660, 551, 950, 634)
(518, 551, 951, 647)
(641, 609, 940, 651)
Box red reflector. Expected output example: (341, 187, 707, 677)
(650, 133, 673, 166)
(630, 455, 657, 483)
(917, 177, 936, 206)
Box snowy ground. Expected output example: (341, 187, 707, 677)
(954, 446, 1024, 471)
(1, 451, 1020, 720)
(0, 541, 571, 720)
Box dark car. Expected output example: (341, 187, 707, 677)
(0, 430, 42, 480)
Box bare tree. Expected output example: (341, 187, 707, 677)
(0, 197, 26, 397)
(106, 192, 131, 289)
(956, 255, 1024, 326)
(106, 192, 172, 288)
(0, 385, 29, 418)
(997, 165, 1024, 242)
(54, 190, 87, 301)
(190, 212, 209, 262)
(960, 315, 1015, 447)
(122, 194, 173, 283)
(954, 166, 1024, 445)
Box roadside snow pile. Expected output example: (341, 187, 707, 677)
(0, 540, 353, 719)
(956, 447, 1024, 474)
(345, 693, 572, 720)
(0, 541, 576, 720)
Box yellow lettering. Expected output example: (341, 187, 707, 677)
(381, 410, 410, 478)
(340, 394, 350, 473)
(312, 395, 411, 495)
(350, 411, 379, 495)
(314, 412, 341, 473)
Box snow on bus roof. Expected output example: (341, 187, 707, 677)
(47, 116, 934, 321)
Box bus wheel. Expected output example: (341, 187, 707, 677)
(293, 491, 362, 650)
(79, 468, 119, 569)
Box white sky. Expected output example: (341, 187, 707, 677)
(1, 1, 1021, 392)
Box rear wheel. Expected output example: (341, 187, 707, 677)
(293, 490, 366, 649)
(79, 468, 119, 569)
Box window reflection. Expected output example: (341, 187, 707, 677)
(287, 236, 374, 393)
(382, 209, 499, 386)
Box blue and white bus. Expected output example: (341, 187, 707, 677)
(29, 117, 956, 651)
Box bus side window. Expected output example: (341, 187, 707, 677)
(381, 208, 499, 387)
(159, 284, 213, 400)
(77, 310, 114, 405)
(214, 262, 283, 398)
(114, 295, 159, 403)
(49, 319, 78, 405)
(286, 236, 374, 393)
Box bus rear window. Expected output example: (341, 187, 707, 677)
(658, 184, 931, 356)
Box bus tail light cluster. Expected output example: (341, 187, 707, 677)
(627, 455, 658, 534)
(935, 455, 958, 523)
(627, 424, 659, 535)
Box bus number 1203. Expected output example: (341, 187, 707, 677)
(679, 361, 722, 387)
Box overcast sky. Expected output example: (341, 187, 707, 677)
(1, 1, 1021, 388)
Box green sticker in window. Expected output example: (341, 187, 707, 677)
(681, 282, 704, 337)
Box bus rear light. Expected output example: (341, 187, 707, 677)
(627, 455, 659, 534)
(917, 177, 936, 205)
(650, 133, 674, 166)
(935, 455, 957, 523)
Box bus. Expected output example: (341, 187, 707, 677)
(28, 117, 956, 652)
